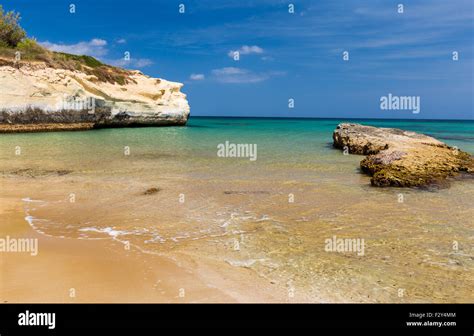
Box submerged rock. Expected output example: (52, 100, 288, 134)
(0, 60, 190, 132)
(333, 123, 474, 187)
(143, 187, 161, 195)
(2, 168, 73, 178)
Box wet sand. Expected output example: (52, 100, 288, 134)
(0, 192, 288, 303)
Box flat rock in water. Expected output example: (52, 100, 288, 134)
(333, 123, 474, 187)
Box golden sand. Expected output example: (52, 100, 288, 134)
(0, 190, 287, 303)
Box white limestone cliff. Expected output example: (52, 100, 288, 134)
(0, 60, 190, 132)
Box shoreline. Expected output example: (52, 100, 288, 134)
(0, 192, 292, 303)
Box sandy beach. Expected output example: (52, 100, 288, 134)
(0, 184, 296, 303)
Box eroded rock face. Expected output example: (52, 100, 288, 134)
(333, 123, 473, 187)
(0, 61, 190, 132)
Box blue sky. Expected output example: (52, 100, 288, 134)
(6, 0, 474, 119)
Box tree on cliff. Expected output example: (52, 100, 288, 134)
(0, 5, 26, 48)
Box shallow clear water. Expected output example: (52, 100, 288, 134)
(1, 117, 473, 302)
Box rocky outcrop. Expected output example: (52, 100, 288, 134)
(333, 123, 474, 187)
(0, 60, 190, 132)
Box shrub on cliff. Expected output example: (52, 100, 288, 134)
(17, 38, 45, 59)
(0, 6, 134, 85)
(53, 52, 104, 68)
(0, 6, 26, 47)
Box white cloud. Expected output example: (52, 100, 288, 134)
(211, 67, 271, 83)
(228, 45, 264, 58)
(108, 58, 154, 68)
(40, 39, 108, 57)
(190, 73, 205, 80)
(133, 59, 154, 67)
(213, 67, 245, 75)
(40, 38, 153, 69)
(116, 38, 127, 44)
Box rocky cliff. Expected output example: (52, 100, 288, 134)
(333, 123, 473, 188)
(0, 58, 190, 132)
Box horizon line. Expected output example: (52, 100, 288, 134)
(189, 115, 474, 122)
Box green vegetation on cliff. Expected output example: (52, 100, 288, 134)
(0, 5, 133, 85)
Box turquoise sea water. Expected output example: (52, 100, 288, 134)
(189, 117, 474, 157)
(2, 117, 473, 158)
(1, 117, 473, 302)
(0, 118, 472, 176)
